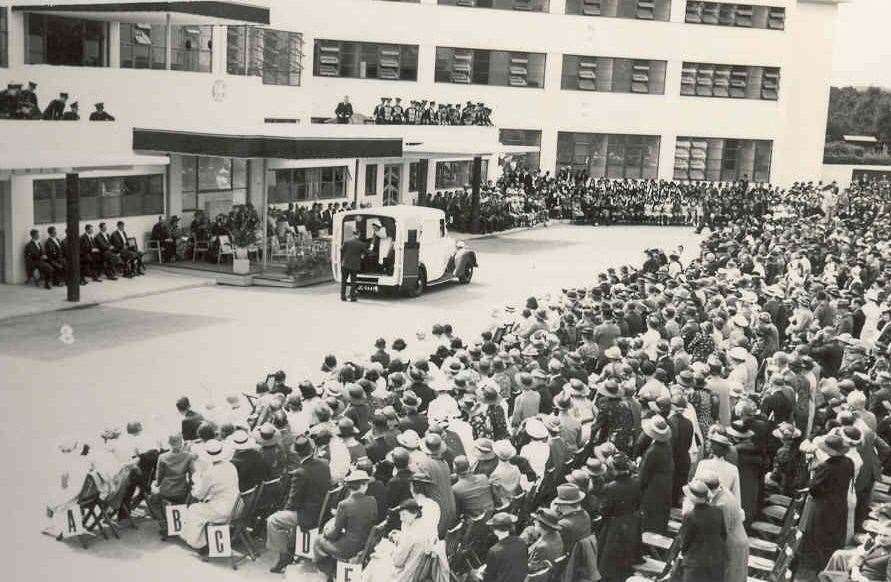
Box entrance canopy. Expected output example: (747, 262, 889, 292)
(12, 1, 270, 25)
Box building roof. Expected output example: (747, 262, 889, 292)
(12, 1, 270, 25)
(843, 135, 879, 143)
(340, 205, 445, 221)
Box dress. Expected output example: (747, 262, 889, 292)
(712, 488, 749, 582)
(362, 517, 449, 582)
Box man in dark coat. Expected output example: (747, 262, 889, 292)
(229, 430, 270, 492)
(79, 224, 103, 281)
(639, 415, 674, 533)
(313, 471, 378, 577)
(598, 453, 641, 582)
(679, 480, 727, 582)
(42, 92, 68, 120)
(110, 220, 145, 276)
(801, 434, 856, 572)
(61, 101, 80, 120)
(340, 227, 366, 301)
(553, 484, 592, 550)
(88, 102, 115, 121)
(668, 395, 695, 506)
(176, 397, 204, 441)
(44, 226, 67, 286)
(95, 222, 121, 279)
(21, 81, 40, 118)
(365, 412, 399, 463)
(482, 513, 528, 582)
(24, 229, 54, 289)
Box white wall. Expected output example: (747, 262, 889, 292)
(821, 163, 891, 187)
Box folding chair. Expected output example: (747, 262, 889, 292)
(147, 239, 163, 263)
(192, 237, 210, 263)
(229, 486, 262, 569)
(77, 472, 120, 546)
(252, 477, 282, 526)
(317, 484, 346, 528)
(354, 519, 389, 568)
(216, 235, 235, 264)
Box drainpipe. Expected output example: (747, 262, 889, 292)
(353, 159, 360, 207)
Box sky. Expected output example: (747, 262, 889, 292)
(831, 0, 891, 88)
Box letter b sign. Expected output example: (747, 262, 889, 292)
(165, 504, 187, 536)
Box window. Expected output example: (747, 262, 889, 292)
(33, 175, 163, 224)
(681, 62, 779, 100)
(267, 167, 348, 203)
(562, 55, 666, 94)
(673, 137, 771, 182)
(437, 0, 550, 11)
(556, 132, 660, 178)
(565, 0, 671, 21)
(120, 24, 166, 70)
(365, 164, 378, 196)
(685, 2, 784, 30)
(25, 14, 107, 66)
(0, 8, 8, 68)
(435, 160, 489, 189)
(180, 156, 248, 213)
(499, 129, 542, 171)
(435, 47, 546, 88)
(409, 162, 420, 192)
(314, 40, 418, 81)
(228, 26, 304, 86)
(170, 25, 212, 73)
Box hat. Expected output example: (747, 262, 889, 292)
(204, 439, 230, 462)
(230, 429, 254, 450)
(474, 438, 495, 460)
(772, 422, 802, 440)
(397, 498, 422, 514)
(453, 455, 471, 475)
(585, 457, 607, 477)
(604, 346, 622, 360)
(569, 379, 590, 397)
(728, 347, 748, 361)
(480, 384, 502, 405)
(709, 432, 732, 447)
(420, 433, 445, 456)
(494, 440, 516, 461)
(683, 480, 710, 504)
(554, 393, 572, 410)
(525, 418, 548, 440)
(642, 415, 672, 442)
(293, 436, 313, 457)
(396, 430, 420, 449)
(401, 392, 421, 410)
(532, 508, 563, 530)
(516, 372, 535, 388)
(544, 415, 562, 434)
(817, 434, 849, 457)
(596, 379, 621, 399)
(347, 384, 366, 402)
(337, 417, 358, 437)
(838, 426, 863, 448)
(552, 483, 585, 505)
(486, 512, 518, 530)
(344, 469, 370, 483)
(410, 470, 434, 485)
(727, 420, 754, 440)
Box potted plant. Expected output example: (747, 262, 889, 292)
(227, 203, 260, 274)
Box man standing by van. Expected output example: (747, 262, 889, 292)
(340, 228, 366, 302)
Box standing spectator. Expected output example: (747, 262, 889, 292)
(42, 92, 68, 120)
(480, 513, 527, 582)
(639, 415, 674, 533)
(334, 95, 352, 124)
(678, 480, 727, 582)
(89, 102, 115, 121)
(340, 228, 366, 302)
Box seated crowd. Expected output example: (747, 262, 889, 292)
(1, 82, 114, 120)
(25, 221, 145, 289)
(46, 177, 891, 582)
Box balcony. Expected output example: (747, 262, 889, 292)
(12, 0, 271, 26)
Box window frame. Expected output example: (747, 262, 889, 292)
(435, 46, 546, 89)
(267, 167, 349, 204)
(25, 13, 109, 67)
(562, 54, 666, 95)
(673, 136, 772, 182)
(313, 39, 419, 81)
(684, 1, 784, 31)
(180, 156, 248, 213)
(556, 132, 660, 179)
(32, 174, 164, 224)
(681, 61, 779, 101)
(565, 0, 671, 21)
(169, 24, 213, 73)
(120, 23, 167, 70)
(228, 26, 304, 86)
(365, 164, 378, 196)
(0, 8, 8, 68)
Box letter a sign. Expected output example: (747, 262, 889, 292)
(165, 504, 187, 536)
(294, 527, 317, 559)
(207, 524, 232, 558)
(57, 504, 85, 539)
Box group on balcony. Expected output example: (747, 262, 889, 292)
(332, 95, 492, 126)
(0, 82, 114, 121)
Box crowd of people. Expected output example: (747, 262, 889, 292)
(333, 95, 493, 126)
(25, 221, 145, 288)
(43, 175, 891, 582)
(1, 82, 114, 120)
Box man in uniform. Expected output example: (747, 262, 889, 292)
(0, 83, 22, 119)
(373, 97, 387, 124)
(391, 97, 404, 124)
(334, 95, 353, 124)
(61, 101, 80, 121)
(42, 92, 68, 120)
(111, 220, 145, 276)
(24, 229, 54, 289)
(89, 102, 115, 121)
(21, 82, 41, 118)
(95, 222, 121, 280)
(45, 226, 67, 286)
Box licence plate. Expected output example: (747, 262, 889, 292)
(356, 284, 379, 293)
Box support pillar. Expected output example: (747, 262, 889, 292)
(470, 156, 482, 234)
(65, 174, 81, 302)
(417, 159, 429, 206)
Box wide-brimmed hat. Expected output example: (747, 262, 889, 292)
(337, 417, 358, 437)
(346, 384, 367, 402)
(565, 469, 591, 490)
(521, 345, 540, 358)
(480, 384, 502, 405)
(817, 434, 849, 457)
(532, 508, 562, 530)
(401, 391, 421, 410)
(643, 415, 672, 442)
(683, 480, 710, 504)
(728, 347, 748, 361)
(585, 457, 607, 477)
(544, 415, 562, 434)
(709, 432, 732, 448)
(515, 372, 535, 388)
(486, 512, 518, 529)
(344, 469, 370, 484)
(837, 426, 863, 448)
(420, 433, 445, 456)
(229, 429, 255, 451)
(552, 483, 585, 505)
(525, 418, 548, 440)
(396, 429, 420, 450)
(494, 440, 516, 461)
(410, 470, 434, 485)
(569, 379, 590, 397)
(771, 422, 802, 440)
(204, 439, 232, 462)
(474, 438, 495, 460)
(604, 346, 622, 360)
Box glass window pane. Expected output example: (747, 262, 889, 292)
(181, 155, 197, 193)
(198, 157, 232, 191)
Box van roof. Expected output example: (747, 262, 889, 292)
(340, 205, 445, 221)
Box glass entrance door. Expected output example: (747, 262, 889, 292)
(383, 164, 401, 206)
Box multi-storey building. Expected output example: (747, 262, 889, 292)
(0, 0, 848, 283)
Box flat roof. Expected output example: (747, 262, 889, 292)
(340, 205, 445, 220)
(12, 1, 270, 25)
(133, 128, 403, 160)
(843, 135, 879, 143)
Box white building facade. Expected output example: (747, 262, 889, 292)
(0, 0, 847, 283)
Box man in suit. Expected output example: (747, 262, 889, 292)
(385, 447, 414, 515)
(42, 92, 68, 120)
(313, 470, 378, 578)
(554, 484, 592, 550)
(340, 228, 366, 302)
(88, 102, 115, 121)
(148, 433, 196, 538)
(21, 81, 40, 118)
(95, 223, 121, 280)
(268, 436, 332, 573)
(668, 393, 695, 506)
(452, 455, 494, 518)
(79, 224, 104, 281)
(334, 95, 352, 124)
(24, 229, 54, 289)
(525, 508, 565, 573)
(111, 220, 144, 276)
(229, 429, 270, 492)
(176, 397, 204, 441)
(365, 412, 399, 463)
(679, 480, 727, 582)
(151, 216, 176, 263)
(481, 513, 528, 582)
(44, 226, 67, 286)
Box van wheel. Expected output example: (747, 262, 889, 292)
(458, 265, 474, 284)
(409, 267, 426, 298)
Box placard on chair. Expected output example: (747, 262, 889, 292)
(207, 524, 232, 558)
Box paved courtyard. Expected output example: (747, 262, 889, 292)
(0, 224, 702, 582)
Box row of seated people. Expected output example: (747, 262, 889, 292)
(25, 221, 145, 289)
(0, 83, 114, 120)
(150, 214, 233, 263)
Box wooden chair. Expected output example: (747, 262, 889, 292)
(251, 478, 282, 525)
(229, 486, 262, 569)
(147, 238, 163, 263)
(77, 472, 120, 546)
(354, 518, 390, 568)
(216, 235, 235, 264)
(192, 237, 210, 263)
(317, 484, 346, 528)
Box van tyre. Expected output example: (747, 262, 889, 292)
(458, 265, 474, 284)
(409, 267, 426, 298)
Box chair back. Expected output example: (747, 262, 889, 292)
(230, 485, 259, 525)
(253, 477, 282, 521)
(318, 484, 346, 527)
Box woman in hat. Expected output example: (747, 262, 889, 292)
(639, 415, 674, 533)
(471, 384, 508, 441)
(678, 480, 727, 582)
(700, 471, 749, 582)
(767, 422, 808, 496)
(801, 434, 855, 573)
(408, 471, 446, 539)
(179, 439, 239, 551)
(489, 440, 521, 507)
(727, 420, 762, 527)
(362, 497, 450, 582)
(694, 432, 742, 509)
(597, 453, 642, 582)
(336, 418, 367, 463)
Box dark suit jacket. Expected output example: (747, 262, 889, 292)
(452, 473, 495, 517)
(24, 240, 45, 269)
(46, 237, 64, 261)
(285, 456, 331, 529)
(181, 410, 204, 441)
(79, 233, 98, 256)
(231, 448, 270, 492)
(679, 504, 726, 569)
(327, 493, 378, 558)
(385, 468, 414, 510)
(340, 237, 367, 271)
(365, 433, 399, 464)
(483, 535, 528, 582)
(110, 230, 134, 251)
(96, 232, 114, 252)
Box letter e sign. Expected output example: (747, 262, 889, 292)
(337, 561, 362, 582)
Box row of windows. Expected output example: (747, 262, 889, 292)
(314, 39, 419, 81)
(554, 132, 771, 181)
(268, 167, 349, 203)
(435, 159, 490, 189)
(33, 175, 164, 224)
(119, 23, 213, 72)
(434, 47, 546, 88)
(681, 62, 779, 101)
(391, 0, 787, 29)
(0, 8, 8, 68)
(227, 26, 305, 86)
(180, 155, 248, 213)
(561, 56, 666, 94)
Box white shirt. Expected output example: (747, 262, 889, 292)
(428, 394, 460, 423)
(520, 440, 551, 480)
(376, 235, 393, 264)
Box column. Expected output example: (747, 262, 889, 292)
(8, 10, 25, 66)
(167, 155, 184, 217)
(9, 175, 36, 284)
(108, 22, 121, 68)
(211, 25, 226, 76)
(246, 159, 265, 207)
(470, 156, 482, 234)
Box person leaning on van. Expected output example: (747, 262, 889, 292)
(340, 229, 367, 302)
